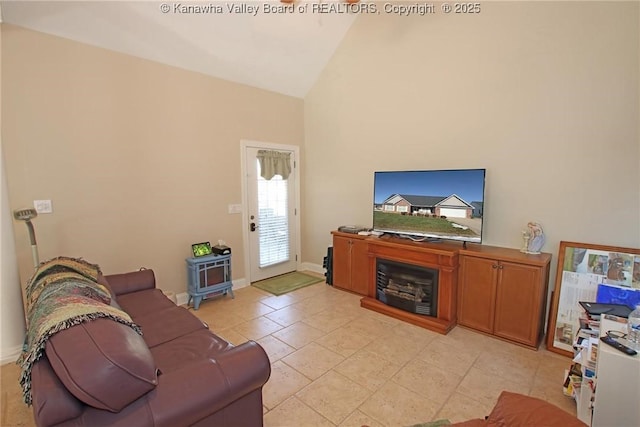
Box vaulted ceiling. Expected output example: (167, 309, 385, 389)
(0, 1, 358, 98)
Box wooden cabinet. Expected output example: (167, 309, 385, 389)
(332, 232, 369, 296)
(457, 256, 496, 334)
(331, 231, 551, 344)
(493, 261, 545, 345)
(458, 247, 551, 348)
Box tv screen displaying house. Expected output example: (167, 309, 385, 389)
(373, 169, 486, 243)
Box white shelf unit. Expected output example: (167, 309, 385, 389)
(591, 317, 640, 427)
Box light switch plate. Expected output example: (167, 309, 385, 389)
(228, 204, 242, 214)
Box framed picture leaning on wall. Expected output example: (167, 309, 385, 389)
(546, 241, 640, 356)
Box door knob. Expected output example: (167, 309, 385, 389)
(250, 222, 257, 232)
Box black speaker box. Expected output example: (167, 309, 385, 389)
(212, 245, 231, 255)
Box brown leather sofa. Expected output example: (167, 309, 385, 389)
(29, 269, 271, 426)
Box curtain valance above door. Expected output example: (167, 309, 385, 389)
(257, 150, 291, 180)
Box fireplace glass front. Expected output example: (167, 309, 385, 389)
(376, 259, 438, 317)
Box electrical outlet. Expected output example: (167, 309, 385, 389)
(34, 200, 53, 214)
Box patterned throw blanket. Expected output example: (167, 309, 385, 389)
(18, 256, 142, 405)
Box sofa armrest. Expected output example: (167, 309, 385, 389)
(148, 341, 271, 425)
(30, 358, 84, 427)
(105, 269, 156, 296)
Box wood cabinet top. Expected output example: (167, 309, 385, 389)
(460, 243, 551, 266)
(331, 231, 370, 240)
(331, 231, 551, 267)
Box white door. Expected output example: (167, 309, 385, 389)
(243, 143, 299, 282)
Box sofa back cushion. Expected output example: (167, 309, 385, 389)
(105, 269, 156, 296)
(46, 318, 158, 412)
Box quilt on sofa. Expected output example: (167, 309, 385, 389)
(18, 257, 142, 405)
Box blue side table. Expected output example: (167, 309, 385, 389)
(186, 254, 234, 310)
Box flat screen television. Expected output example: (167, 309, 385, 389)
(373, 169, 486, 244)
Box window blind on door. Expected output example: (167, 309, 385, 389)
(257, 172, 290, 268)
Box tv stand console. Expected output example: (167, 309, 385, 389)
(360, 235, 460, 334)
(331, 231, 551, 348)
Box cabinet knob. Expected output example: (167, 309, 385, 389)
(492, 264, 498, 269)
(498, 265, 504, 269)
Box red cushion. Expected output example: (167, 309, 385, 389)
(485, 391, 587, 427)
(46, 318, 158, 412)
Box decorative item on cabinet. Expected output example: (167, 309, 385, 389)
(520, 221, 545, 254)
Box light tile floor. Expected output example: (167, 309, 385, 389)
(1, 278, 577, 427)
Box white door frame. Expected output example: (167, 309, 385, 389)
(240, 140, 301, 283)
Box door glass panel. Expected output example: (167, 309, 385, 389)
(257, 160, 290, 268)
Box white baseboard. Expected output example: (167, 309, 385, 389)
(175, 278, 250, 306)
(176, 292, 189, 306)
(233, 278, 249, 289)
(300, 262, 325, 275)
(1, 345, 22, 365)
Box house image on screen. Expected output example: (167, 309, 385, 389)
(380, 194, 478, 218)
(471, 201, 484, 218)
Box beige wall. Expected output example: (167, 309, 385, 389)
(2, 1, 639, 313)
(303, 2, 640, 275)
(1, 23, 27, 363)
(2, 25, 304, 296)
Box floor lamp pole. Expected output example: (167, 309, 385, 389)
(13, 208, 40, 269)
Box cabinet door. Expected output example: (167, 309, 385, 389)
(493, 261, 542, 346)
(332, 236, 352, 290)
(458, 256, 497, 334)
(350, 239, 369, 296)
